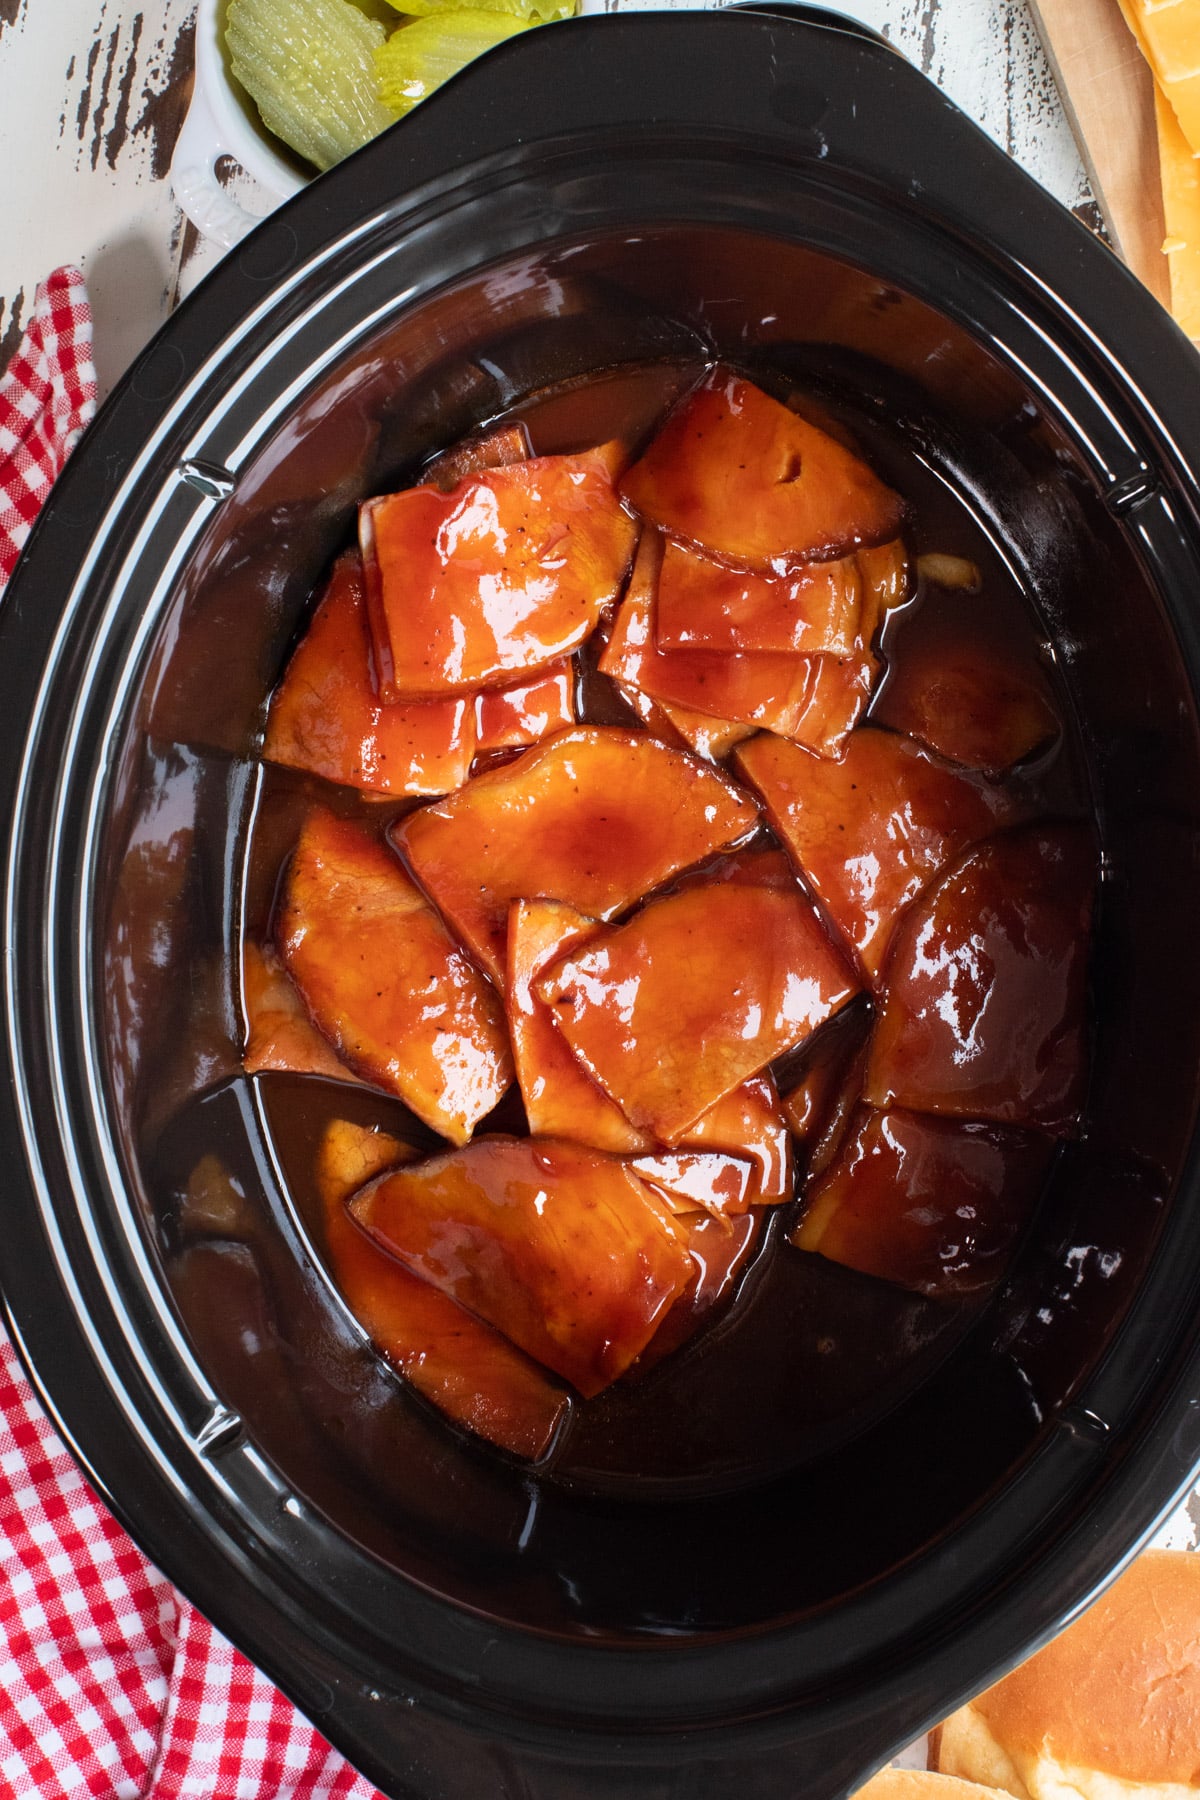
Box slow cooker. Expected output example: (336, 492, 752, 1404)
(4, 8, 1200, 1796)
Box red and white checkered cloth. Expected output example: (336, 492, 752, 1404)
(0, 268, 97, 593)
(0, 271, 384, 1798)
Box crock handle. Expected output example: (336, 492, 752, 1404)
(464, 1744, 874, 1799)
(170, 80, 266, 251)
(339, 1705, 890, 1800)
(722, 1, 895, 51)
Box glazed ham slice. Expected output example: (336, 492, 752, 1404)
(422, 422, 529, 492)
(630, 1151, 754, 1218)
(872, 631, 1060, 774)
(599, 534, 874, 759)
(506, 899, 652, 1154)
(865, 823, 1096, 1135)
(611, 671, 755, 764)
(654, 538, 863, 656)
(278, 807, 512, 1143)
(537, 880, 859, 1143)
(792, 1106, 1054, 1298)
(507, 897, 793, 1193)
(475, 659, 576, 752)
(620, 369, 906, 567)
(242, 940, 361, 1085)
(679, 1074, 792, 1205)
(735, 726, 1019, 987)
(318, 1120, 567, 1460)
(263, 553, 475, 798)
(360, 445, 636, 700)
(349, 1136, 694, 1396)
(394, 725, 759, 985)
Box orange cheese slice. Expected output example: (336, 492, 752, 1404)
(1158, 83, 1200, 337)
(1131, 0, 1200, 150)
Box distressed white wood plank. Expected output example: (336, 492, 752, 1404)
(0, 0, 198, 394)
(851, 0, 1092, 213)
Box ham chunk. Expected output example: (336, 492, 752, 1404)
(394, 726, 759, 985)
(599, 534, 873, 758)
(640, 1209, 762, 1369)
(735, 726, 1019, 986)
(422, 422, 529, 492)
(780, 1002, 872, 1157)
(654, 539, 863, 656)
(865, 824, 1096, 1135)
(349, 1136, 694, 1396)
(318, 1120, 566, 1459)
(682, 1073, 792, 1203)
(537, 881, 859, 1142)
(506, 899, 651, 1153)
(278, 807, 512, 1143)
(360, 446, 636, 699)
(631, 1151, 754, 1218)
(242, 940, 361, 1085)
(475, 659, 576, 753)
(856, 539, 911, 644)
(792, 1106, 1054, 1298)
(620, 369, 906, 567)
(507, 891, 793, 1187)
(263, 553, 475, 798)
(613, 674, 756, 764)
(872, 632, 1060, 773)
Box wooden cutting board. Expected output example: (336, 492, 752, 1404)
(1028, 0, 1170, 306)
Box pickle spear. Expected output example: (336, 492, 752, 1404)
(386, 0, 576, 20)
(375, 11, 533, 114)
(226, 0, 399, 172)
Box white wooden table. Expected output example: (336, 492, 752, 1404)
(0, 0, 1097, 397)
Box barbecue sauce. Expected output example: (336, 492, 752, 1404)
(155, 356, 1093, 1505)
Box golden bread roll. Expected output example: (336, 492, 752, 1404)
(854, 1769, 1005, 1798)
(932, 1549, 1200, 1799)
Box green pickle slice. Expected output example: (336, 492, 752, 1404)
(386, 0, 576, 20)
(375, 11, 533, 113)
(226, 0, 399, 172)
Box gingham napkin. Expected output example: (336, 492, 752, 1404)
(0, 268, 96, 593)
(0, 271, 383, 1798)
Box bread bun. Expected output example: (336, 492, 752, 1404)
(932, 1549, 1200, 1798)
(854, 1769, 1006, 1798)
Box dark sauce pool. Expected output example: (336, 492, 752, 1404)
(146, 355, 1093, 1570)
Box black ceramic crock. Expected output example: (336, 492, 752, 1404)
(4, 8, 1200, 1797)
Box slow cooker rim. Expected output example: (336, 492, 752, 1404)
(4, 11, 1200, 1795)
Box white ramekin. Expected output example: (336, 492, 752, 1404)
(171, 0, 308, 249)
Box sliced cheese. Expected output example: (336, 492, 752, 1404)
(1116, 0, 1153, 62)
(1157, 83, 1200, 337)
(1131, 0, 1200, 80)
(1121, 0, 1200, 155)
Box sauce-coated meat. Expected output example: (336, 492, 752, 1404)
(793, 1106, 1055, 1297)
(620, 369, 906, 565)
(866, 824, 1096, 1133)
(601, 533, 874, 757)
(278, 807, 513, 1142)
(538, 880, 859, 1142)
(394, 725, 759, 985)
(736, 726, 1020, 986)
(318, 1119, 567, 1459)
(654, 538, 862, 656)
(238, 359, 1095, 1470)
(361, 445, 636, 699)
(349, 1135, 694, 1397)
(263, 553, 476, 798)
